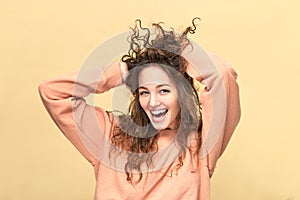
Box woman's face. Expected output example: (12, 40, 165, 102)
(138, 65, 180, 130)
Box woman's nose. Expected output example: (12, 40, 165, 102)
(149, 94, 160, 107)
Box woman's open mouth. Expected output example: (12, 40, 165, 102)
(150, 109, 168, 122)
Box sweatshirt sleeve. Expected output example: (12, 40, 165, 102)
(38, 61, 123, 167)
(184, 47, 241, 177)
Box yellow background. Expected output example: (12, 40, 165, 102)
(1, 0, 299, 199)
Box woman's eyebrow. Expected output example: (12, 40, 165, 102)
(156, 84, 171, 88)
(138, 86, 148, 90)
(138, 83, 171, 90)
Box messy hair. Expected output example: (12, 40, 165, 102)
(110, 18, 202, 183)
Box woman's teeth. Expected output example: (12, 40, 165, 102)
(151, 109, 168, 117)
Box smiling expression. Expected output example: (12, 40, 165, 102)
(138, 65, 180, 130)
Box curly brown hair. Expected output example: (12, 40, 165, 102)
(110, 18, 202, 184)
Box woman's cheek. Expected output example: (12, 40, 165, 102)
(139, 98, 148, 111)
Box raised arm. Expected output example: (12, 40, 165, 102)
(183, 45, 241, 177)
(38, 61, 125, 167)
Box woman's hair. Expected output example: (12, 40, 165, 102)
(110, 18, 202, 183)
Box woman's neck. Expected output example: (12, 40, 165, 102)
(157, 129, 177, 149)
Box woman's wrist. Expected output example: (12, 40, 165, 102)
(119, 61, 128, 83)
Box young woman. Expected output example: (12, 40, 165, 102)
(39, 19, 241, 199)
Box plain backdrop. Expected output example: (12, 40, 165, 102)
(1, 0, 299, 199)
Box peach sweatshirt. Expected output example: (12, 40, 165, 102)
(38, 52, 241, 200)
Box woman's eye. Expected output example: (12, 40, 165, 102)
(139, 91, 149, 96)
(160, 89, 170, 94)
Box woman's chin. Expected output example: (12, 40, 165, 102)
(151, 118, 177, 131)
(151, 122, 168, 131)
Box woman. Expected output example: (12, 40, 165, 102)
(39, 19, 241, 199)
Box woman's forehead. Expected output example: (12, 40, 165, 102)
(138, 65, 173, 87)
